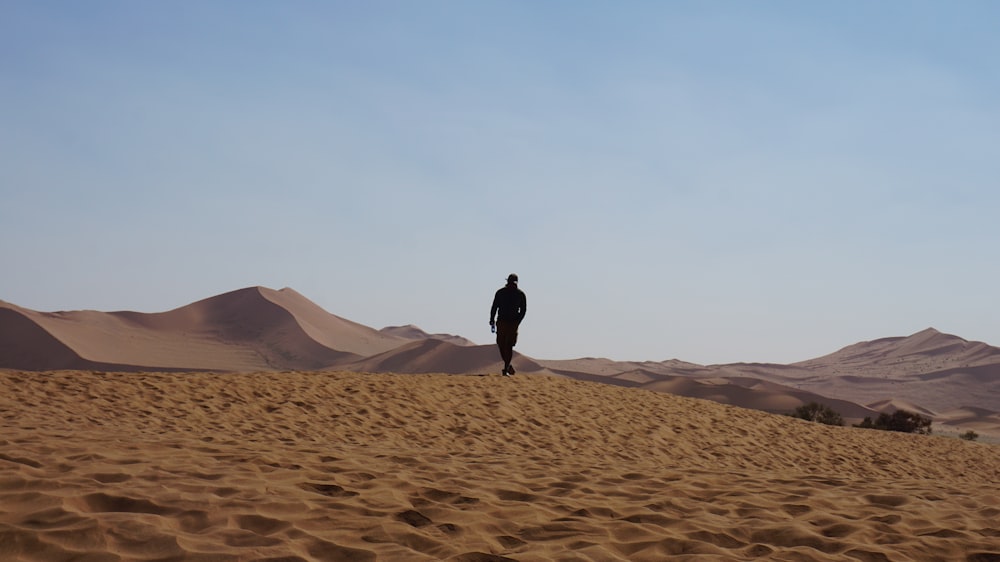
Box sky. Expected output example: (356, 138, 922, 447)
(2, 1, 999, 365)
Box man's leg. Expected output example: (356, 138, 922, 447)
(497, 321, 516, 375)
(496, 325, 507, 374)
(507, 322, 518, 374)
(500, 344, 513, 372)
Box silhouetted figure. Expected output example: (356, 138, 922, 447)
(490, 273, 527, 376)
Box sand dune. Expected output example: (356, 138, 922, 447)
(690, 330, 1000, 436)
(379, 325, 476, 347)
(4, 288, 1000, 439)
(641, 376, 878, 421)
(343, 339, 543, 375)
(937, 406, 1000, 436)
(538, 358, 707, 378)
(537, 360, 881, 419)
(866, 399, 937, 418)
(254, 287, 408, 357)
(0, 287, 402, 372)
(2, 369, 999, 561)
(795, 328, 1000, 376)
(0, 305, 120, 371)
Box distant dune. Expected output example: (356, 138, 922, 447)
(786, 329, 1000, 430)
(380, 324, 476, 347)
(3, 370, 1000, 561)
(866, 398, 937, 418)
(342, 338, 544, 375)
(793, 327, 1000, 383)
(3, 287, 1000, 437)
(0, 287, 403, 371)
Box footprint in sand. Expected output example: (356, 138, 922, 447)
(90, 473, 131, 484)
(298, 482, 358, 498)
(864, 494, 909, 507)
(395, 509, 432, 527)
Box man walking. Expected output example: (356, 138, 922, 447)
(490, 273, 527, 376)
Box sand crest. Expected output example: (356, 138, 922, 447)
(6, 290, 1000, 441)
(2, 370, 999, 561)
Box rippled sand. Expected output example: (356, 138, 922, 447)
(2, 370, 999, 561)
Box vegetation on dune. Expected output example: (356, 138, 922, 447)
(790, 404, 941, 437)
(856, 410, 933, 435)
(960, 430, 979, 441)
(788, 402, 844, 426)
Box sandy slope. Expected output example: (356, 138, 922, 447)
(795, 328, 1000, 374)
(379, 325, 476, 347)
(0, 287, 403, 371)
(4, 288, 1000, 444)
(539, 330, 1000, 438)
(342, 339, 543, 375)
(2, 370, 999, 561)
(787, 329, 1000, 418)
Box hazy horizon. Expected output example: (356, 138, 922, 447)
(4, 2, 999, 364)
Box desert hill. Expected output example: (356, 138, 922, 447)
(640, 376, 878, 420)
(0, 287, 406, 372)
(539, 330, 1000, 438)
(3, 287, 999, 437)
(342, 338, 545, 375)
(785, 328, 1000, 415)
(796, 327, 1000, 373)
(380, 324, 476, 347)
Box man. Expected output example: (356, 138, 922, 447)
(490, 273, 527, 376)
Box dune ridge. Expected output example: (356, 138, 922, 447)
(3, 288, 1000, 438)
(343, 338, 543, 375)
(793, 328, 1000, 377)
(0, 287, 404, 372)
(2, 369, 999, 561)
(379, 325, 476, 347)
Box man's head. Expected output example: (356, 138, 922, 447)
(507, 273, 518, 285)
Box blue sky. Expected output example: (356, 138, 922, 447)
(3, 1, 999, 364)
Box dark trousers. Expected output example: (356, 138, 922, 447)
(495, 320, 518, 366)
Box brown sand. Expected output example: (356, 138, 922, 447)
(0, 287, 407, 372)
(7, 291, 1000, 442)
(2, 370, 999, 562)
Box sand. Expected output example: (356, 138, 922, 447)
(2, 370, 1000, 561)
(7, 290, 1000, 443)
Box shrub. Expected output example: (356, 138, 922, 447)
(959, 430, 979, 441)
(855, 410, 932, 435)
(789, 402, 844, 426)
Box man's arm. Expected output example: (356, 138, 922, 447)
(517, 291, 527, 323)
(490, 292, 499, 324)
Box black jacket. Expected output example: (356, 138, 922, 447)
(491, 285, 527, 324)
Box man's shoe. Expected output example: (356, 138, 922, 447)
(502, 367, 509, 376)
(507, 365, 516, 376)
